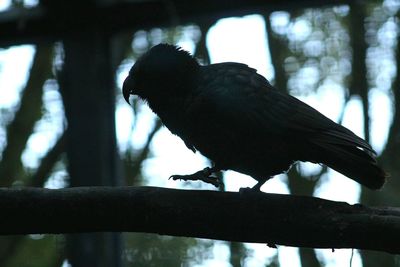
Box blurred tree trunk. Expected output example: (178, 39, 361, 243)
(29, 131, 66, 187)
(349, 1, 370, 142)
(0, 44, 53, 186)
(264, 15, 286, 91)
(229, 242, 247, 267)
(377, 10, 400, 202)
(286, 169, 320, 267)
(60, 31, 122, 267)
(124, 120, 162, 185)
(350, 2, 399, 266)
(194, 20, 214, 65)
(264, 13, 321, 267)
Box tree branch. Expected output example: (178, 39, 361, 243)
(0, 186, 399, 254)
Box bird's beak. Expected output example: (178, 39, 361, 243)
(122, 76, 131, 105)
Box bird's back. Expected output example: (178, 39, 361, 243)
(182, 62, 386, 188)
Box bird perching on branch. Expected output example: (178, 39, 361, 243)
(123, 44, 386, 191)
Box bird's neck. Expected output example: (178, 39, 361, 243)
(148, 93, 185, 118)
(148, 94, 188, 137)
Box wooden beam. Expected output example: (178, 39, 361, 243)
(0, 0, 350, 46)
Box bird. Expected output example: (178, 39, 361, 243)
(123, 43, 386, 191)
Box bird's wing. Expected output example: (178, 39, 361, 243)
(192, 62, 374, 155)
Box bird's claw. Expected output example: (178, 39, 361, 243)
(169, 167, 220, 187)
(239, 185, 264, 195)
(239, 187, 259, 194)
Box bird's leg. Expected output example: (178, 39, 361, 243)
(252, 178, 268, 191)
(240, 177, 270, 193)
(169, 167, 221, 187)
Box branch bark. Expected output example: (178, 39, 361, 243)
(0, 186, 399, 254)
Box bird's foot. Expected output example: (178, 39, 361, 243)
(169, 167, 221, 187)
(239, 187, 260, 194)
(239, 178, 269, 194)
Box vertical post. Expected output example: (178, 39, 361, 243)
(60, 31, 122, 267)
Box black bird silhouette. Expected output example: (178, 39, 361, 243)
(123, 43, 386, 190)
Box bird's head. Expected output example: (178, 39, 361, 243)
(123, 43, 199, 104)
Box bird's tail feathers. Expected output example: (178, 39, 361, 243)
(311, 142, 387, 190)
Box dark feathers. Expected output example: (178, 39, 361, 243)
(123, 43, 387, 190)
